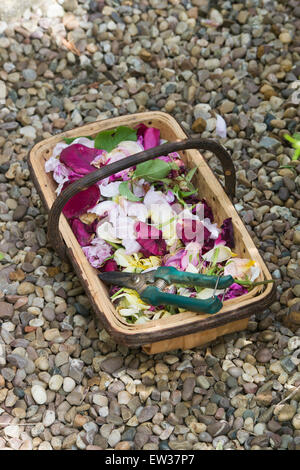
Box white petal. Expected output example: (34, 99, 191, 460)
(134, 316, 151, 324)
(125, 200, 149, 222)
(203, 218, 220, 239)
(96, 221, 120, 243)
(132, 179, 146, 198)
(123, 239, 141, 255)
(100, 181, 121, 198)
(51, 142, 68, 158)
(88, 200, 118, 217)
(45, 155, 60, 173)
(185, 263, 199, 274)
(72, 137, 95, 148)
(250, 263, 261, 282)
(215, 114, 227, 139)
(113, 248, 131, 268)
(203, 245, 236, 263)
(196, 288, 225, 300)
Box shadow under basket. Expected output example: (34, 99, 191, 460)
(28, 111, 276, 354)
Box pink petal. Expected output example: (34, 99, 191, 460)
(102, 259, 118, 272)
(62, 184, 100, 219)
(135, 221, 167, 257)
(82, 237, 112, 269)
(71, 219, 93, 246)
(60, 144, 104, 175)
(143, 127, 160, 150)
(136, 124, 160, 150)
(162, 249, 185, 269)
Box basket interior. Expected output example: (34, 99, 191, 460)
(29, 112, 273, 338)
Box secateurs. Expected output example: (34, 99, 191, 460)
(98, 266, 235, 314)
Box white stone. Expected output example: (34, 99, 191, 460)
(43, 410, 56, 427)
(4, 425, 20, 439)
(0, 81, 7, 100)
(0, 22, 7, 34)
(92, 394, 108, 407)
(118, 390, 132, 405)
(31, 385, 47, 405)
(98, 406, 109, 417)
(49, 375, 63, 391)
(292, 414, 300, 430)
(63, 377, 76, 393)
(35, 356, 49, 371)
(29, 318, 44, 328)
(46, 3, 64, 18)
(38, 441, 53, 450)
(20, 126, 36, 140)
(243, 363, 258, 376)
(107, 429, 121, 448)
(288, 336, 300, 351)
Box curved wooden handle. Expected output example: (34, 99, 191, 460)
(47, 138, 236, 259)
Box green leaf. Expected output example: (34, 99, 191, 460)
(186, 166, 198, 182)
(94, 126, 137, 152)
(63, 136, 93, 144)
(180, 188, 198, 198)
(119, 181, 141, 202)
(0, 252, 4, 260)
(134, 159, 172, 182)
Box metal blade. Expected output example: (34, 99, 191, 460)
(98, 270, 157, 293)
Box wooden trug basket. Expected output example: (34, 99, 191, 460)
(28, 112, 276, 354)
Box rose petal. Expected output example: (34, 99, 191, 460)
(102, 259, 118, 272)
(100, 181, 122, 198)
(143, 127, 160, 150)
(219, 217, 235, 248)
(82, 237, 112, 269)
(60, 144, 104, 175)
(203, 245, 237, 263)
(218, 283, 248, 301)
(162, 250, 185, 269)
(88, 200, 118, 218)
(215, 114, 227, 139)
(135, 221, 167, 257)
(71, 219, 93, 246)
(62, 184, 100, 219)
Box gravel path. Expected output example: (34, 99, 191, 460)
(0, 0, 300, 451)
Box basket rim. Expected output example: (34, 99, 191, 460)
(28, 111, 276, 346)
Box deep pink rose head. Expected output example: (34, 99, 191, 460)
(102, 259, 119, 272)
(201, 199, 214, 221)
(176, 219, 210, 245)
(162, 249, 185, 269)
(71, 218, 93, 246)
(219, 218, 235, 248)
(218, 283, 248, 301)
(60, 144, 104, 175)
(62, 184, 100, 219)
(136, 124, 160, 150)
(135, 221, 167, 257)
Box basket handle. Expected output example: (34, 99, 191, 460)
(47, 138, 236, 259)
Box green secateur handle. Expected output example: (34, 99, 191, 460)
(153, 266, 234, 289)
(140, 267, 235, 315)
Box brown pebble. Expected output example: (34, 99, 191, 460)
(73, 414, 89, 428)
(9, 269, 25, 282)
(192, 117, 207, 133)
(115, 441, 131, 450)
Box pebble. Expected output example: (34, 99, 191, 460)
(31, 385, 47, 405)
(49, 375, 63, 391)
(63, 377, 76, 393)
